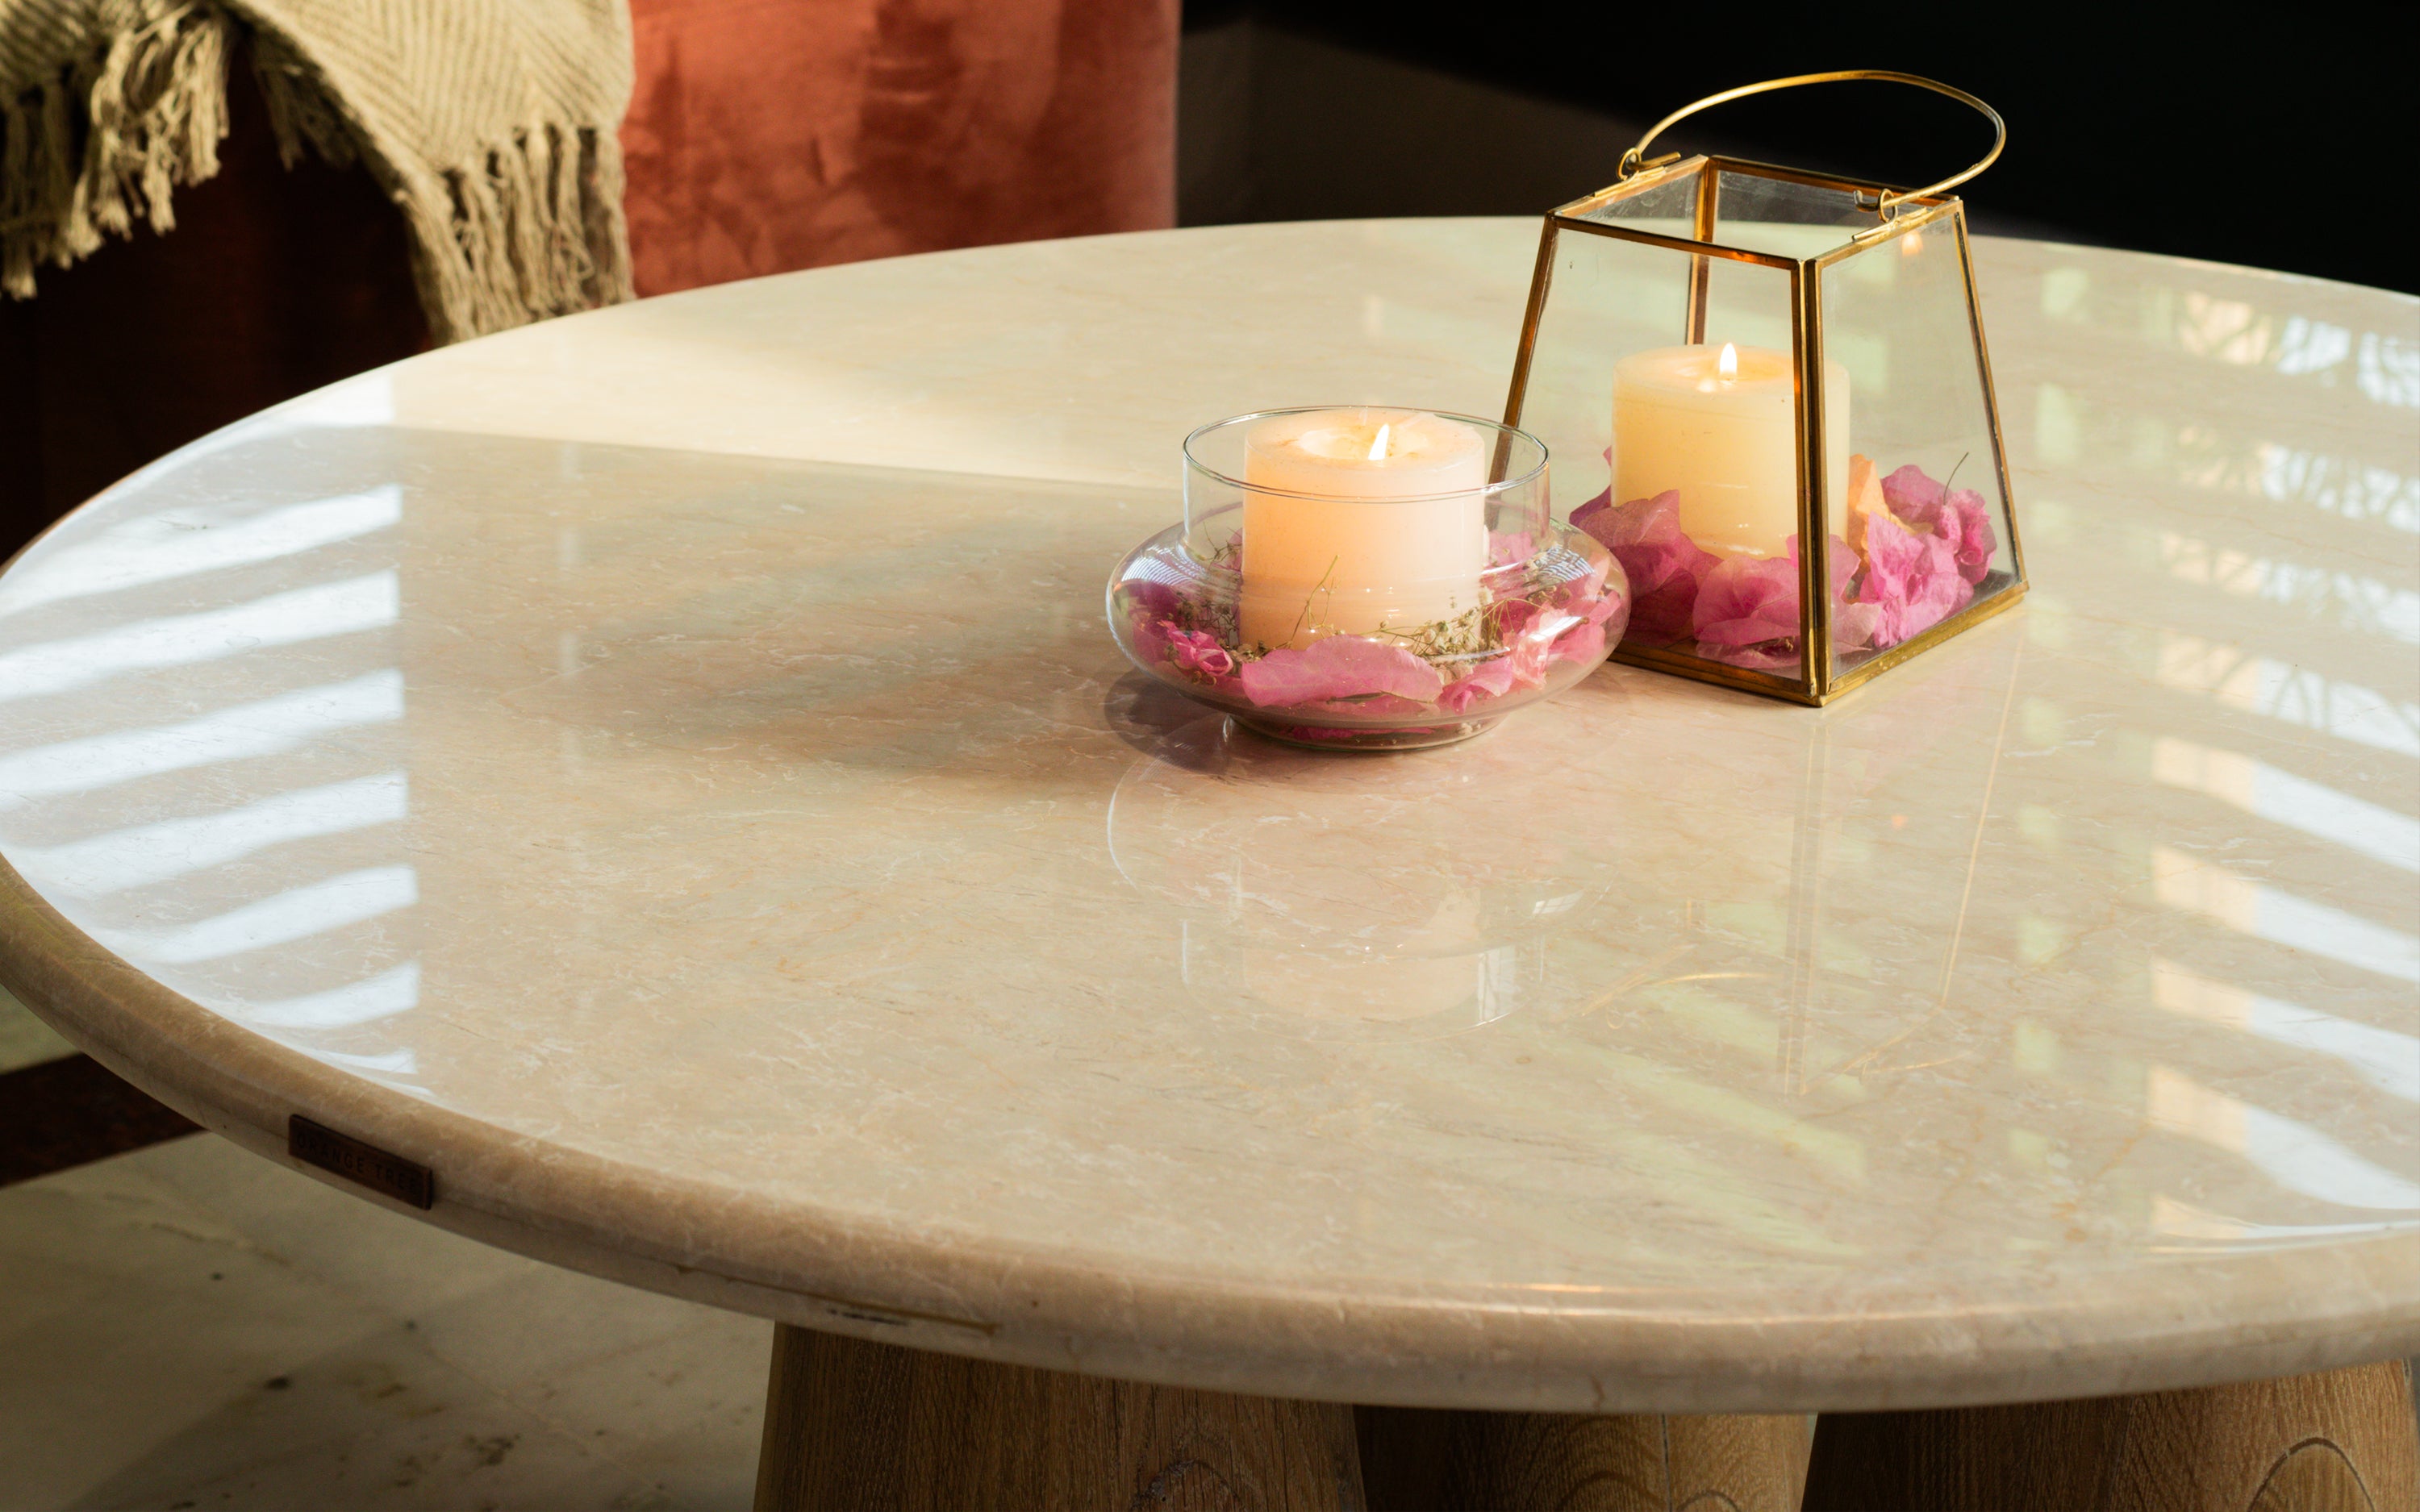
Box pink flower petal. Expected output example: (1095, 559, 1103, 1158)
(1438, 658, 1518, 712)
(1571, 490, 1717, 645)
(1880, 464, 1947, 523)
(1550, 619, 1606, 668)
(1698, 640, 1803, 673)
(1496, 598, 1582, 686)
(1821, 534, 1859, 607)
(1124, 578, 1181, 623)
(1239, 635, 1446, 708)
(1566, 493, 1615, 539)
(1164, 625, 1236, 677)
(1571, 587, 1622, 627)
(1855, 507, 1974, 647)
(1880, 464, 1999, 587)
(1684, 536, 1859, 672)
(1133, 616, 1176, 667)
(1692, 553, 1799, 648)
(1938, 489, 1998, 585)
(1834, 600, 1884, 654)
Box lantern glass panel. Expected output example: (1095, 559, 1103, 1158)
(1710, 170, 1880, 258)
(1817, 216, 2020, 681)
(1571, 166, 1702, 236)
(1513, 223, 1811, 692)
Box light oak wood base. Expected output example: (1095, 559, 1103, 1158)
(1803, 1360, 2418, 1511)
(752, 1325, 1365, 1511)
(753, 1327, 2414, 1512)
(1355, 1405, 1813, 1510)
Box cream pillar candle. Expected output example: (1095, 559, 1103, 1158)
(1612, 343, 1850, 560)
(1238, 408, 1488, 650)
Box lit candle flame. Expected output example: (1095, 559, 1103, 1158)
(1367, 423, 1392, 461)
(1717, 343, 1738, 382)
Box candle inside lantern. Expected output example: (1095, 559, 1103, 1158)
(1238, 408, 1489, 650)
(1612, 343, 1850, 560)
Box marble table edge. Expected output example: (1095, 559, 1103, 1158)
(4, 852, 2414, 1417)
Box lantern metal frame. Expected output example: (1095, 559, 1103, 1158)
(1502, 73, 2026, 706)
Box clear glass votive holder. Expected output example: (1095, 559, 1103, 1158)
(1108, 408, 1628, 751)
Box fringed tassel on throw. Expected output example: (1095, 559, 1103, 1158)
(403, 121, 633, 344)
(3, 2, 634, 341)
(1, 1, 233, 298)
(252, 30, 632, 344)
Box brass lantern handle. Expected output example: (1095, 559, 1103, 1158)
(1616, 70, 2005, 215)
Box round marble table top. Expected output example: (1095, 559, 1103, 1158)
(2, 222, 2414, 1414)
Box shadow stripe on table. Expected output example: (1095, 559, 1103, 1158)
(0, 1054, 199, 1188)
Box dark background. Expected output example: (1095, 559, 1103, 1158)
(1179, 0, 2418, 294)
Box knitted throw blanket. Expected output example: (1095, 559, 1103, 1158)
(0, 0, 633, 342)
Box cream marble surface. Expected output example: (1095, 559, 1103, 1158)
(0, 222, 2414, 1414)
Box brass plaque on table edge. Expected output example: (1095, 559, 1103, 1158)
(288, 1114, 435, 1209)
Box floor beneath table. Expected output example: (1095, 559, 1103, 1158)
(2, 981, 76, 1072)
(0, 1044, 767, 1510)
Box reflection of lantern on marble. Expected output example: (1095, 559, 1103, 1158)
(1505, 71, 2027, 705)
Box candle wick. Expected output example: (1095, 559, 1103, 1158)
(1367, 423, 1392, 462)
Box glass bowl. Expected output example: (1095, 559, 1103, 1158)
(1108, 409, 1628, 750)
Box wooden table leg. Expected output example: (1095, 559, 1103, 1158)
(753, 1323, 1366, 1510)
(1355, 1405, 1813, 1511)
(1802, 1360, 2418, 1511)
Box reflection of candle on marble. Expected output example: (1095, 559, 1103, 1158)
(1612, 343, 1849, 560)
(1239, 407, 1488, 650)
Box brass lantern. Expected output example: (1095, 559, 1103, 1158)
(1505, 72, 2026, 705)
